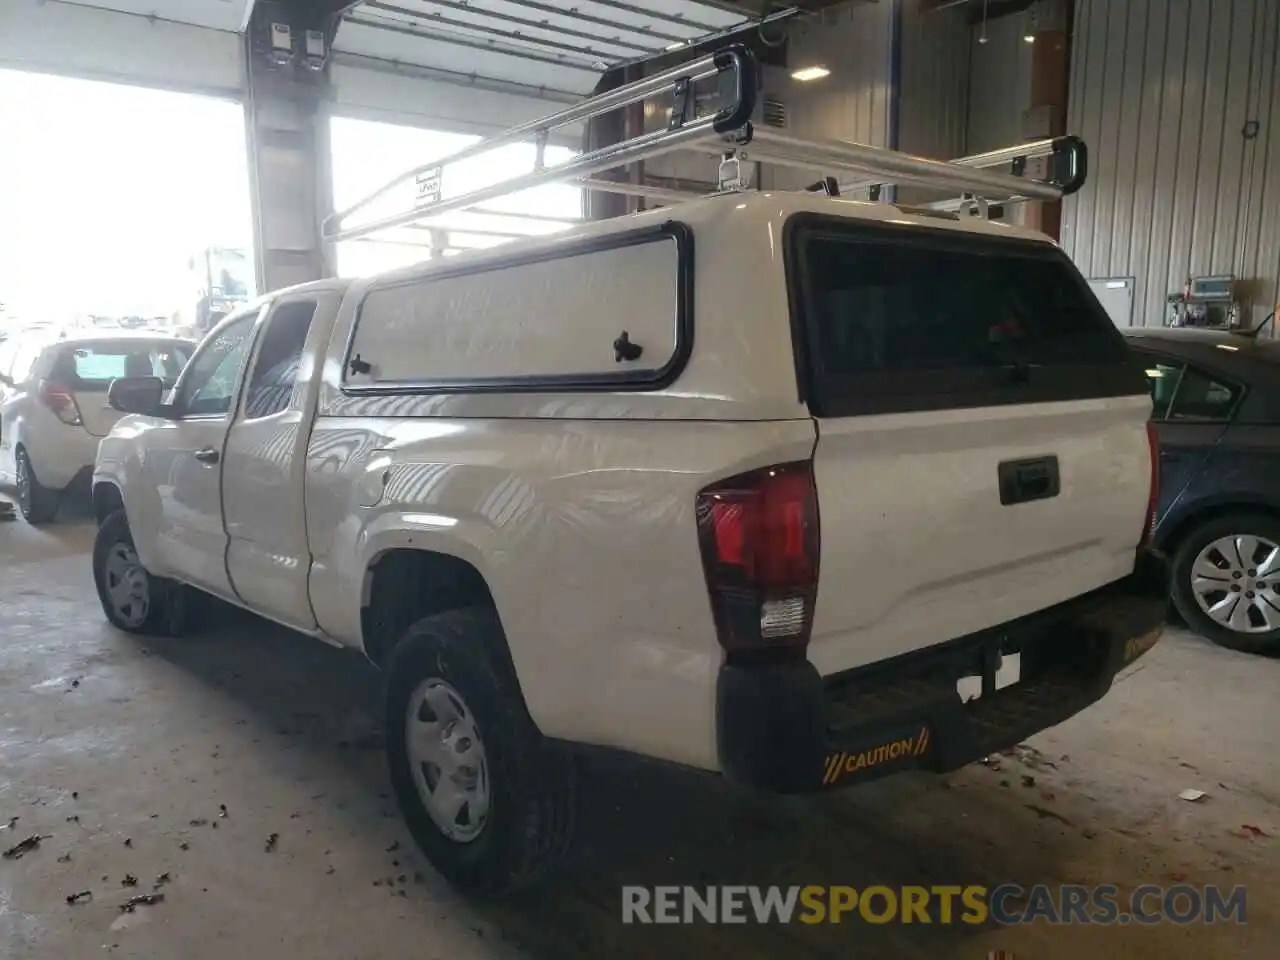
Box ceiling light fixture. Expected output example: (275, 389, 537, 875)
(978, 0, 989, 44)
(791, 65, 831, 82)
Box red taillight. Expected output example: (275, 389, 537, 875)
(696, 461, 820, 652)
(1143, 421, 1159, 544)
(39, 380, 82, 426)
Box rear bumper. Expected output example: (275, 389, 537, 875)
(716, 553, 1167, 793)
(26, 434, 100, 491)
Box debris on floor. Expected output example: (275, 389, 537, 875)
(65, 890, 92, 905)
(1232, 824, 1271, 840)
(154, 873, 171, 888)
(1179, 788, 1209, 802)
(1, 816, 18, 831)
(122, 875, 138, 887)
(1026, 804, 1073, 826)
(1009, 743, 1058, 771)
(264, 832, 279, 852)
(120, 893, 165, 913)
(1021, 775, 1036, 788)
(3, 834, 49, 859)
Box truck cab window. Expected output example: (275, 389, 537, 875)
(179, 315, 256, 417)
(243, 301, 317, 420)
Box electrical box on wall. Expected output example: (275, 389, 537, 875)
(247, 0, 331, 79)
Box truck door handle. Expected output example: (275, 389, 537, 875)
(998, 456, 1060, 505)
(194, 447, 220, 465)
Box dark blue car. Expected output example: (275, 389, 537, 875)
(1125, 327, 1280, 654)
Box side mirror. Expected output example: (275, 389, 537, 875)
(108, 376, 165, 415)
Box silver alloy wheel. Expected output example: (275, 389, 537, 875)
(406, 678, 491, 843)
(1190, 534, 1280, 634)
(103, 541, 151, 629)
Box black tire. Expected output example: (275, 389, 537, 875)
(385, 608, 576, 895)
(92, 510, 192, 637)
(15, 447, 59, 524)
(1170, 512, 1280, 655)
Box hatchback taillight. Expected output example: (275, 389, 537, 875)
(39, 380, 82, 426)
(696, 461, 820, 653)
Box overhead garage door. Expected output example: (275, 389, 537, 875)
(329, 115, 583, 278)
(0, 70, 252, 329)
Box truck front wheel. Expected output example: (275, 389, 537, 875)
(385, 608, 576, 895)
(92, 510, 192, 637)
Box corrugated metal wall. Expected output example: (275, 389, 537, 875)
(898, 0, 970, 161)
(965, 13, 1034, 155)
(1062, 0, 1280, 328)
(760, 1, 894, 190)
(785, 3, 893, 147)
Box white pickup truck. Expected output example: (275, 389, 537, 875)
(92, 191, 1166, 893)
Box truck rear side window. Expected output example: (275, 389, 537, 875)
(787, 217, 1146, 416)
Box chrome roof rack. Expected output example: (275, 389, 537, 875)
(322, 45, 1088, 244)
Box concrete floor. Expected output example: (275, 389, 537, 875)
(2, 508, 1278, 959)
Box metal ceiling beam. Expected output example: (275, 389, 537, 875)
(365, 0, 662, 54)
(480, 0, 692, 44)
(345, 13, 602, 70)
(359, 6, 639, 60)
(331, 50, 581, 103)
(577, 0, 725, 34)
(607, 4, 799, 72)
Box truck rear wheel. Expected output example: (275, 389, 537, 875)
(384, 608, 576, 895)
(92, 510, 192, 637)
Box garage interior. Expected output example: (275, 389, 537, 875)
(2, 0, 1280, 957)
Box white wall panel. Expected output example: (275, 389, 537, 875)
(1063, 0, 1280, 329)
(0, 0, 241, 96)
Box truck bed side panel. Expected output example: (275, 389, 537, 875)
(303, 416, 816, 772)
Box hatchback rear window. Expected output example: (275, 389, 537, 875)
(787, 217, 1146, 416)
(54, 341, 192, 390)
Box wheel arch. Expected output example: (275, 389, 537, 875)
(92, 480, 125, 526)
(1158, 495, 1280, 558)
(360, 547, 519, 684)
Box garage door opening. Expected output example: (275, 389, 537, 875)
(329, 115, 582, 278)
(0, 71, 254, 339)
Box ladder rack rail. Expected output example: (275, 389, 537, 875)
(323, 45, 1089, 246)
(324, 47, 756, 243)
